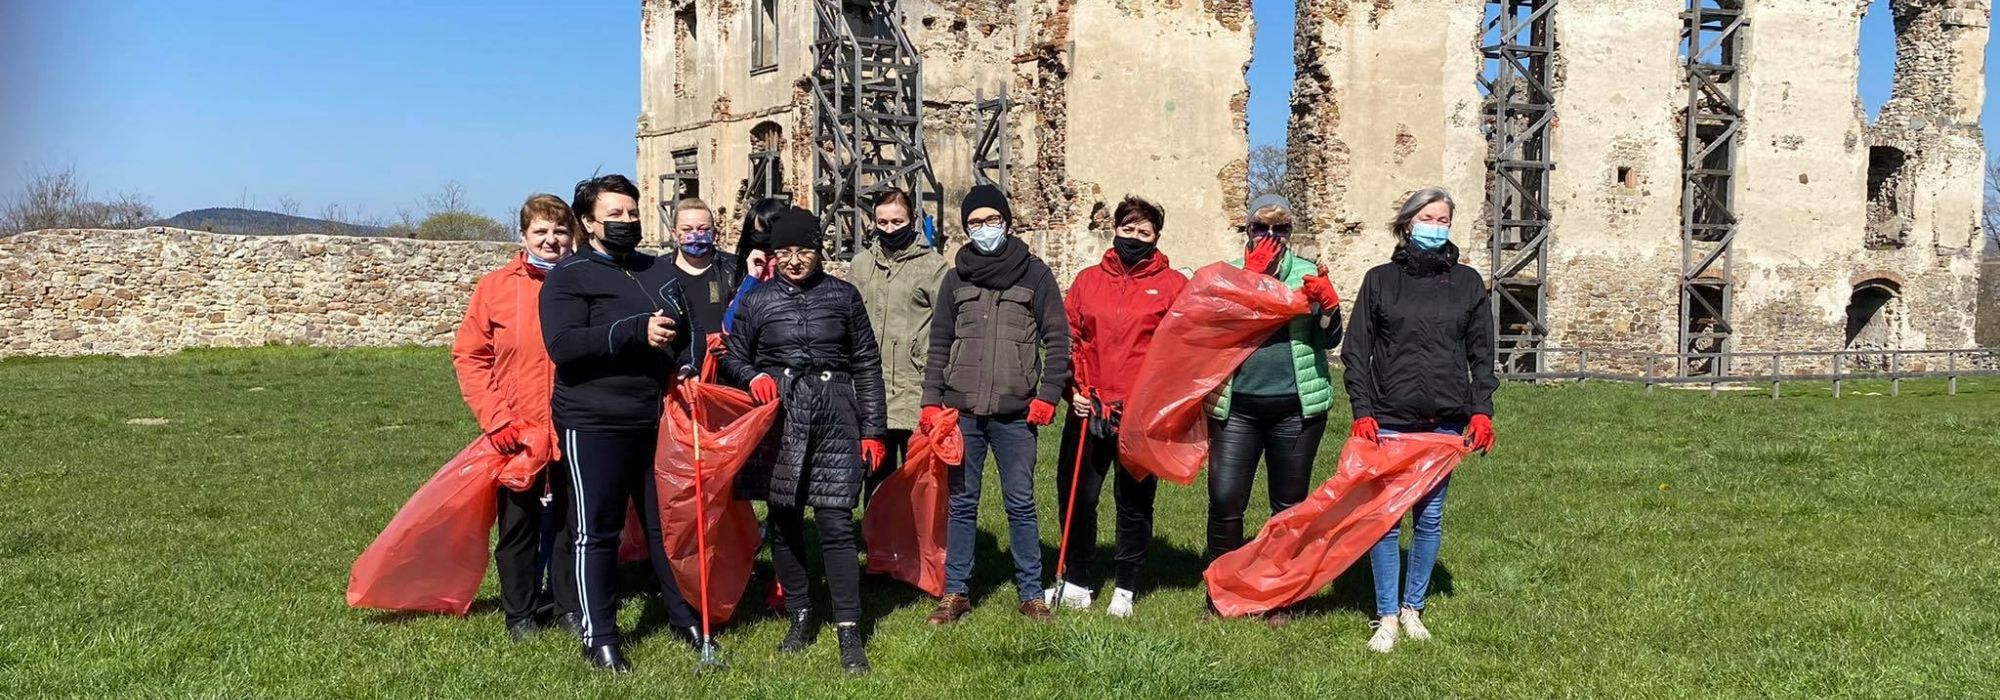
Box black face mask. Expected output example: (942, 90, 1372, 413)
(877, 224, 918, 251)
(1113, 236, 1156, 269)
(598, 220, 643, 255)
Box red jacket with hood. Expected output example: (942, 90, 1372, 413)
(1064, 247, 1188, 405)
(452, 253, 559, 465)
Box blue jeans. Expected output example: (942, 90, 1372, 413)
(944, 414, 1044, 602)
(1368, 422, 1459, 618)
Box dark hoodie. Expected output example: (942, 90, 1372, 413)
(1339, 241, 1497, 426)
(539, 248, 697, 431)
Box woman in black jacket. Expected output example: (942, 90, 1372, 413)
(721, 207, 887, 675)
(1339, 186, 1498, 653)
(539, 174, 707, 672)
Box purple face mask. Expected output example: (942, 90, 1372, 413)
(679, 228, 715, 257)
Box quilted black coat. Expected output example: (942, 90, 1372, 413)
(721, 272, 887, 509)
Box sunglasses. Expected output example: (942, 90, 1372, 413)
(1248, 223, 1293, 237)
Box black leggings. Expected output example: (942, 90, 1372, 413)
(1204, 393, 1326, 562)
(559, 427, 699, 647)
(1054, 416, 1158, 591)
(769, 504, 862, 624)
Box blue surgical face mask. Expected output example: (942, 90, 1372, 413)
(969, 224, 1007, 254)
(1410, 222, 1450, 251)
(525, 253, 559, 271)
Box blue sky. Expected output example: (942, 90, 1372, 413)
(0, 1, 1988, 222)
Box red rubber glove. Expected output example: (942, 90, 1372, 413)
(919, 405, 948, 434)
(750, 374, 779, 405)
(1466, 414, 1495, 454)
(1350, 417, 1379, 444)
(861, 438, 886, 472)
(487, 421, 524, 453)
(1026, 399, 1056, 427)
(1243, 237, 1281, 276)
(1302, 274, 1340, 310)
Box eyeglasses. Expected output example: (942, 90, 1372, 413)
(1248, 223, 1293, 237)
(774, 249, 819, 262)
(965, 215, 1006, 229)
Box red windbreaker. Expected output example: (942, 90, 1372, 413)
(1064, 247, 1188, 405)
(452, 254, 559, 464)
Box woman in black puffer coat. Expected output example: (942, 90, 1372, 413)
(721, 207, 886, 675)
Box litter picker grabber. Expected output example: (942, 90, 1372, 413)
(686, 380, 725, 675)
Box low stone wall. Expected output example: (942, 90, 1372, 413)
(0, 228, 517, 357)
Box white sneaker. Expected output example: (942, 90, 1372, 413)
(1042, 581, 1093, 610)
(1398, 607, 1431, 641)
(1106, 588, 1136, 618)
(1367, 618, 1399, 653)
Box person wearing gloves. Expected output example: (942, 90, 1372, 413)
(662, 198, 744, 341)
(847, 189, 948, 494)
(921, 184, 1072, 624)
(451, 193, 578, 641)
(1046, 196, 1188, 617)
(721, 207, 887, 674)
(540, 174, 706, 672)
(1341, 186, 1497, 653)
(1201, 193, 1343, 626)
(723, 198, 787, 333)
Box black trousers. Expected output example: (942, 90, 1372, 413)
(769, 504, 862, 624)
(1204, 393, 1326, 562)
(495, 470, 558, 624)
(560, 427, 699, 647)
(1054, 416, 1158, 591)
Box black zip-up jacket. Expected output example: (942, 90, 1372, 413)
(721, 272, 886, 508)
(1340, 241, 1498, 425)
(539, 249, 696, 432)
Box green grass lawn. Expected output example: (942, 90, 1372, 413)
(2, 346, 1997, 698)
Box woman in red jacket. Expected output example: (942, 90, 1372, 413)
(1046, 196, 1188, 618)
(450, 193, 576, 641)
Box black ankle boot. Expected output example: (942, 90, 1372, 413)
(835, 623, 870, 675)
(778, 607, 818, 653)
(583, 643, 630, 672)
(674, 625, 722, 656)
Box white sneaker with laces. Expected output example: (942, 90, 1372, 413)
(1398, 607, 1431, 641)
(1042, 581, 1094, 610)
(1106, 588, 1136, 618)
(1367, 618, 1399, 653)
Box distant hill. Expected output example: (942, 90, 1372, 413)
(151, 208, 389, 237)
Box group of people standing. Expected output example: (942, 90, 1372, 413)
(447, 172, 1499, 676)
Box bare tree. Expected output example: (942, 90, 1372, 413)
(319, 203, 349, 225)
(276, 195, 301, 217)
(1, 165, 158, 235)
(1247, 144, 1292, 203)
(425, 181, 473, 215)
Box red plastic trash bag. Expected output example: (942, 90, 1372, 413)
(862, 408, 964, 596)
(1204, 433, 1470, 617)
(1119, 262, 1306, 485)
(347, 432, 543, 615)
(654, 379, 781, 624)
(615, 505, 649, 563)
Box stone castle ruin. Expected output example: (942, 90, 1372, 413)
(639, 0, 1991, 376)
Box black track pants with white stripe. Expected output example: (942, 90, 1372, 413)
(560, 427, 699, 647)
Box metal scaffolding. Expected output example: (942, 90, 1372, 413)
(1678, 1, 1743, 377)
(972, 85, 1010, 188)
(809, 0, 943, 259)
(1480, 0, 1557, 374)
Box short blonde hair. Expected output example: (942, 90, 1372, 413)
(671, 197, 712, 227)
(1251, 204, 1293, 227)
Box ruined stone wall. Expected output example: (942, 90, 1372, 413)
(0, 229, 514, 358)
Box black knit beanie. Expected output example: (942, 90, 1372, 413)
(769, 207, 822, 250)
(960, 184, 1013, 229)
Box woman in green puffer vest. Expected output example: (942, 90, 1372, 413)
(1202, 194, 1344, 624)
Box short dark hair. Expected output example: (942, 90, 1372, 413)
(1113, 196, 1165, 232)
(571, 174, 640, 223)
(871, 189, 913, 216)
(737, 197, 789, 255)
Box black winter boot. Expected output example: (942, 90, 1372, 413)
(835, 623, 870, 675)
(778, 607, 818, 653)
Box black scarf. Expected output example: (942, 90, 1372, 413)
(1392, 239, 1459, 277)
(956, 236, 1032, 289)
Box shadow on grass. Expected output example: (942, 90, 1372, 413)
(1291, 557, 1456, 620)
(361, 598, 500, 626)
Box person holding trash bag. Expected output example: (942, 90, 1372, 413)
(1341, 186, 1497, 653)
(721, 207, 887, 674)
(1046, 196, 1186, 617)
(724, 198, 787, 333)
(921, 183, 1071, 624)
(450, 193, 579, 641)
(540, 174, 707, 672)
(1202, 193, 1343, 626)
(848, 189, 948, 494)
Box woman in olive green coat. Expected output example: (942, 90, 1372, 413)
(848, 189, 949, 484)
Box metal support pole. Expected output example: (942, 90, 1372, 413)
(1948, 351, 1958, 396)
(1890, 352, 1901, 397)
(1770, 354, 1781, 399)
(1832, 353, 1842, 398)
